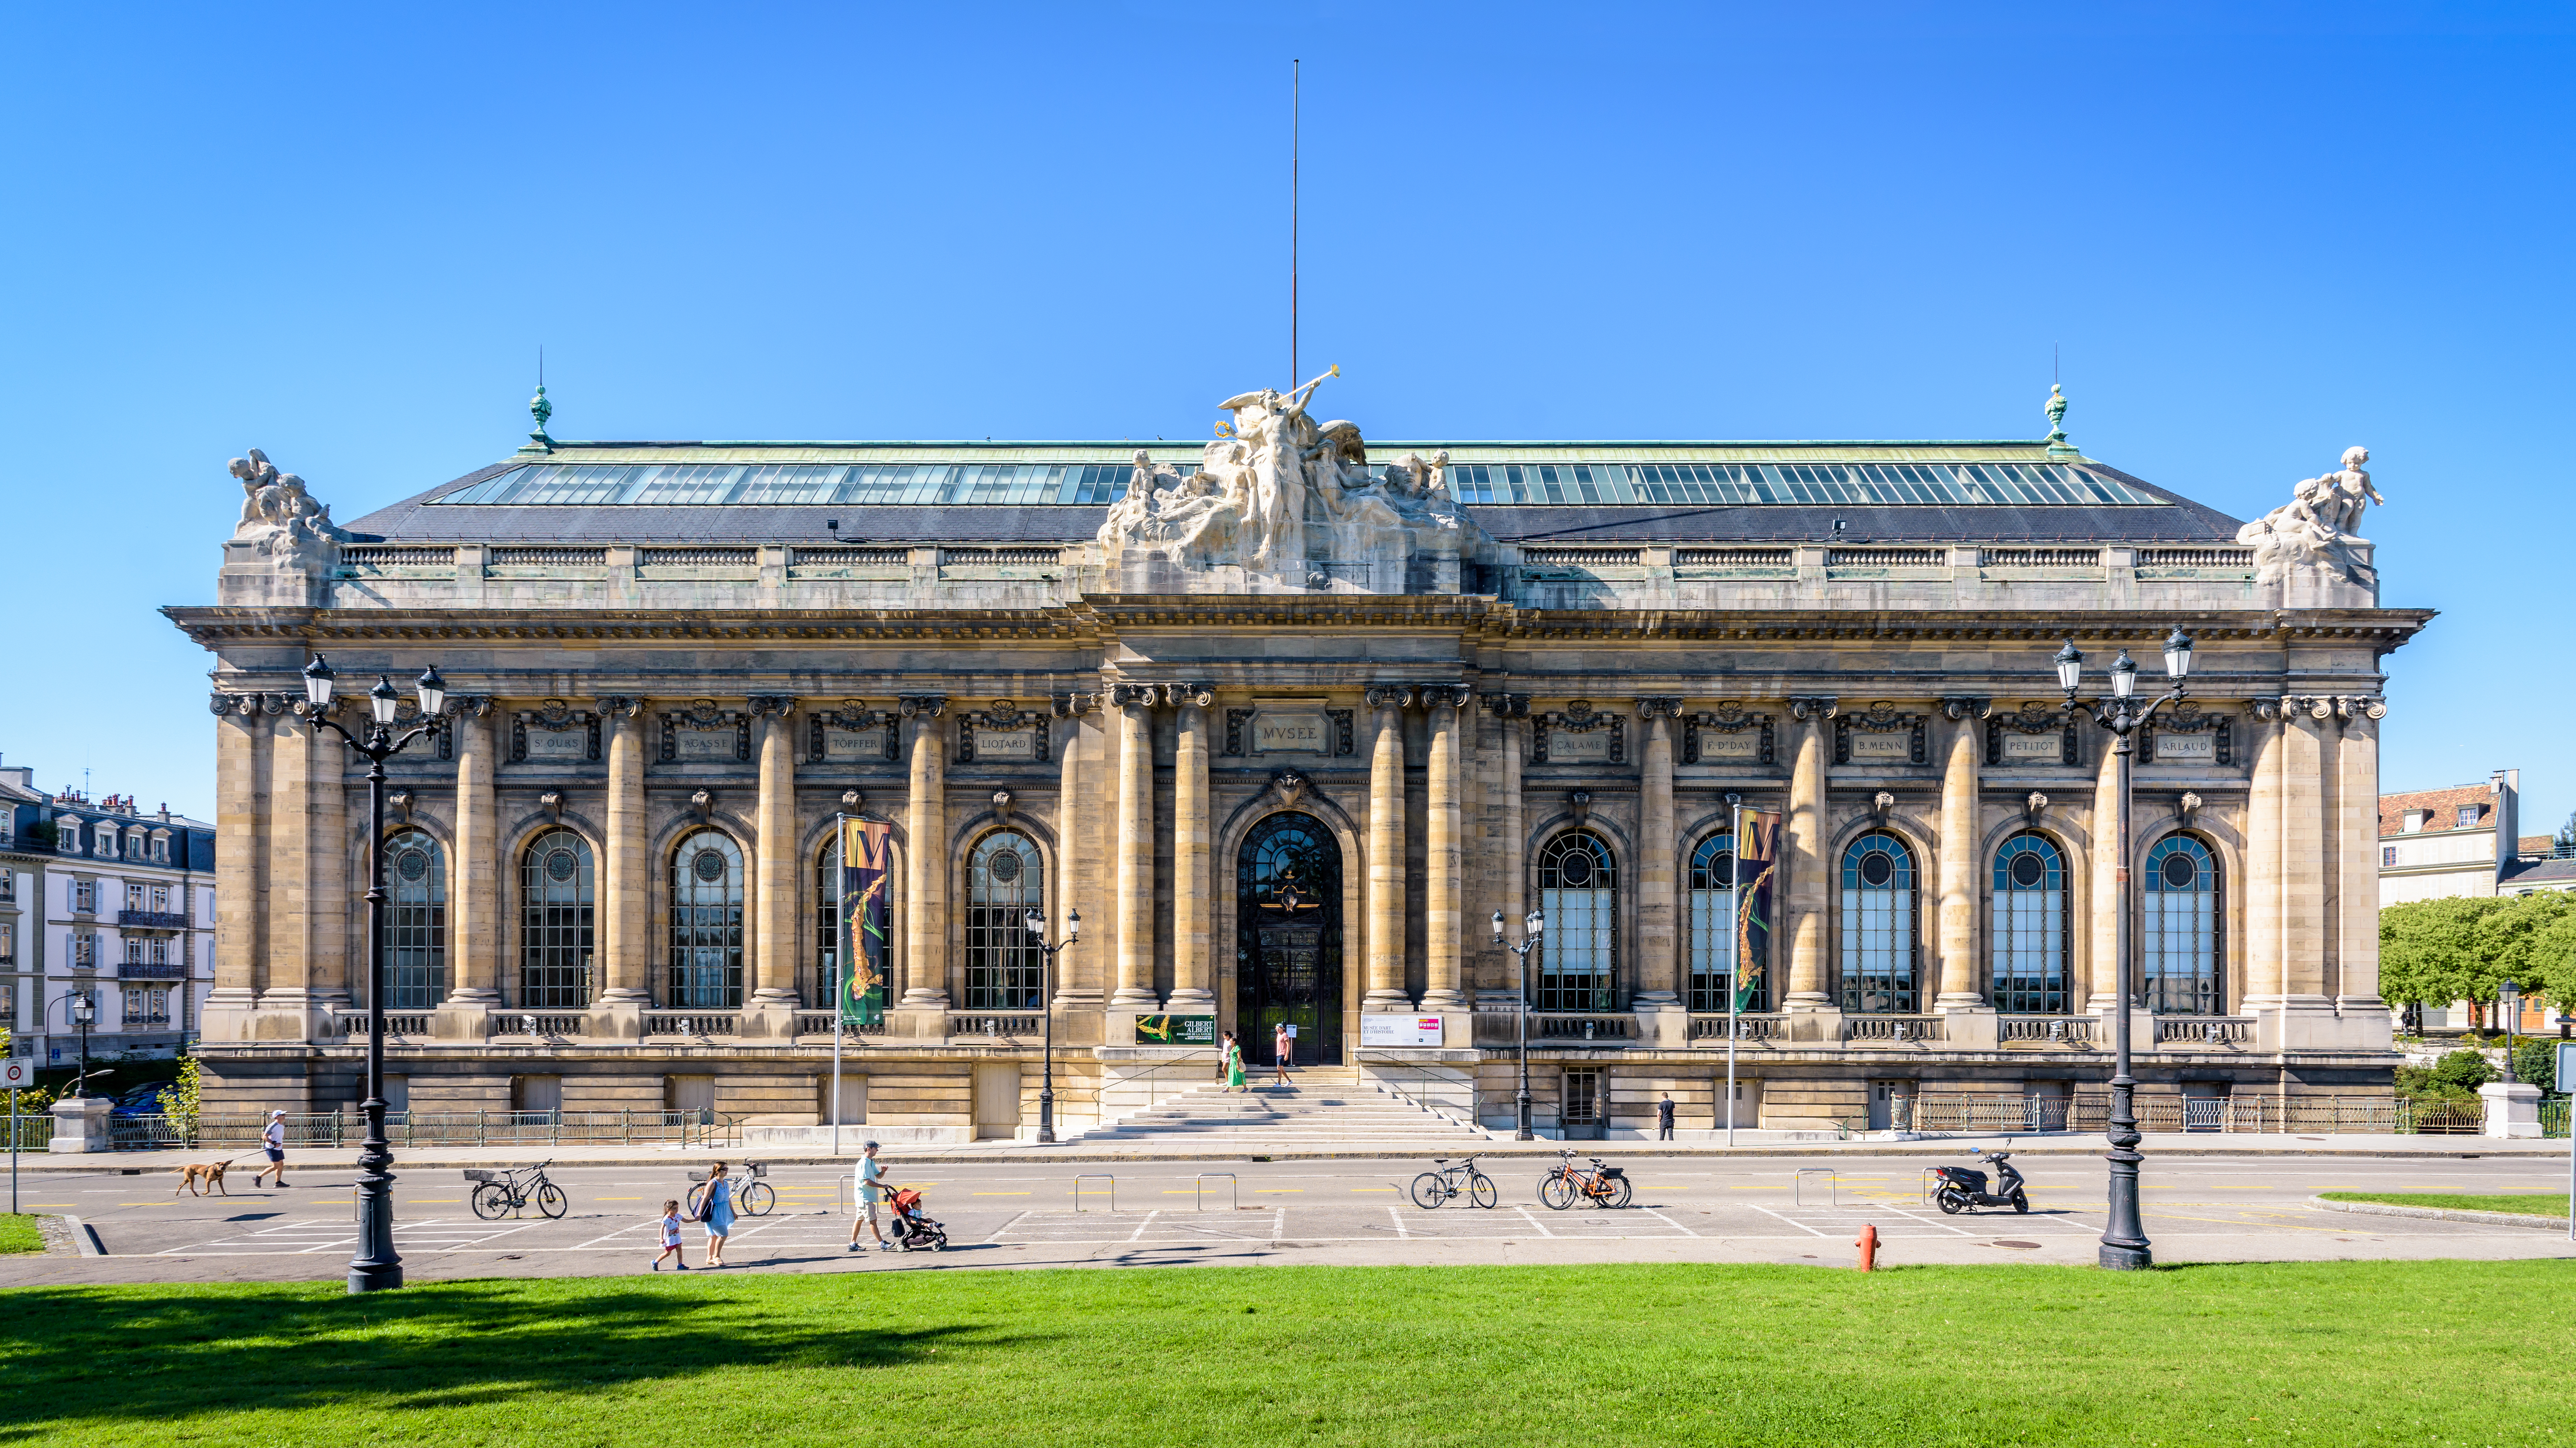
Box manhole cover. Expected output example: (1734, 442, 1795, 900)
(1991, 1240, 2042, 1250)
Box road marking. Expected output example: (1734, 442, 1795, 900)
(1253, 1188, 1302, 1194)
(1645, 1210, 1699, 1238)
(972, 1191, 1032, 1196)
(1513, 1205, 1557, 1239)
(1349, 1188, 1395, 1193)
(1748, 1204, 1832, 1239)
(1128, 1210, 1159, 1242)
(595, 1197, 643, 1201)
(1390, 1205, 1409, 1240)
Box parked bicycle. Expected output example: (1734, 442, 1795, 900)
(687, 1161, 776, 1217)
(1537, 1149, 1631, 1210)
(465, 1160, 566, 1220)
(1409, 1156, 1498, 1209)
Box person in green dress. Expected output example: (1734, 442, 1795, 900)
(1221, 1032, 1247, 1091)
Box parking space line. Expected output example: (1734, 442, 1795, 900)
(1390, 1205, 1409, 1240)
(1513, 1205, 1556, 1239)
(1748, 1204, 1833, 1239)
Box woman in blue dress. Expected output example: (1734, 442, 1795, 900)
(695, 1161, 736, 1267)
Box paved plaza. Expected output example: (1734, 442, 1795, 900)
(5, 1148, 2567, 1286)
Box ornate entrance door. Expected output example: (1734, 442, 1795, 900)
(1237, 812, 1344, 1065)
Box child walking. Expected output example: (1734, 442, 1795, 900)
(651, 1199, 688, 1272)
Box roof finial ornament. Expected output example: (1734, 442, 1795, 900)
(522, 347, 554, 456)
(2044, 382, 2077, 460)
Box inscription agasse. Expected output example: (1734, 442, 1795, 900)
(671, 729, 738, 762)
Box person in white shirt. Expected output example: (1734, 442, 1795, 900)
(847, 1141, 893, 1252)
(251, 1110, 290, 1189)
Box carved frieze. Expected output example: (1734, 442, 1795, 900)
(1326, 708, 1355, 756)
(516, 699, 602, 764)
(957, 699, 1048, 765)
(809, 700, 897, 764)
(2140, 699, 2234, 766)
(1533, 700, 1626, 765)
(657, 699, 746, 764)
(1985, 701, 2080, 767)
(1683, 703, 1774, 765)
(1833, 702, 1926, 766)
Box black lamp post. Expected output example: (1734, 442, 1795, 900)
(1022, 905, 1080, 1144)
(2498, 980, 2521, 1083)
(298, 654, 447, 1295)
(51, 990, 97, 1096)
(2054, 626, 2193, 1271)
(1491, 906, 1545, 1141)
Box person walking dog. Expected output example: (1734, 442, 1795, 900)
(848, 1141, 893, 1252)
(652, 1199, 688, 1271)
(695, 1161, 736, 1267)
(251, 1110, 290, 1188)
(1656, 1093, 1676, 1141)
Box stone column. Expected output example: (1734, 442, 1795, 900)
(2241, 699, 2286, 1011)
(204, 694, 268, 1041)
(308, 714, 351, 1010)
(2279, 698, 2332, 1008)
(2333, 697, 2389, 1033)
(1422, 686, 1471, 1011)
(1050, 694, 1100, 1013)
(1168, 684, 1216, 1009)
(259, 706, 317, 1039)
(1935, 699, 1987, 1009)
(1632, 698, 1683, 1017)
(1363, 685, 1413, 1009)
(1110, 685, 1160, 1007)
(1783, 697, 1837, 1015)
(597, 699, 651, 1024)
(438, 700, 501, 1040)
(899, 696, 951, 1013)
(746, 696, 802, 1032)
(2086, 725, 2125, 1015)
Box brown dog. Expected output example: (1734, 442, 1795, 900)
(174, 1160, 231, 1196)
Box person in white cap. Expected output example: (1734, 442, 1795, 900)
(251, 1110, 291, 1189)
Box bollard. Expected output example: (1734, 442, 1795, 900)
(1855, 1223, 1878, 1272)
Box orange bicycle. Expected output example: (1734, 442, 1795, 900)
(1537, 1149, 1631, 1210)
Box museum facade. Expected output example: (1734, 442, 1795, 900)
(165, 386, 2427, 1139)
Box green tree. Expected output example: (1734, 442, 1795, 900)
(2429, 1048, 2493, 1094)
(155, 1053, 201, 1128)
(2380, 897, 2505, 1009)
(2528, 902, 2576, 1011)
(2474, 891, 2576, 999)
(2511, 1039, 2556, 1093)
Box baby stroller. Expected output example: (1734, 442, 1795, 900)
(888, 1188, 948, 1252)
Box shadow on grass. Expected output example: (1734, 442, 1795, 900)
(0, 1280, 1015, 1435)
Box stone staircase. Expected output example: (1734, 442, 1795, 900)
(1077, 1066, 1493, 1149)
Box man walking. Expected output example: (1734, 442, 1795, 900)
(847, 1141, 893, 1252)
(251, 1109, 290, 1188)
(1656, 1093, 1676, 1141)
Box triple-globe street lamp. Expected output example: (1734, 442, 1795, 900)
(1490, 906, 1546, 1141)
(1021, 905, 1080, 1144)
(2052, 625, 2194, 1271)
(299, 654, 447, 1295)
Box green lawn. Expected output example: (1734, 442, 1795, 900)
(1, 1261, 2569, 1447)
(0, 1215, 38, 1254)
(2321, 1190, 2571, 1217)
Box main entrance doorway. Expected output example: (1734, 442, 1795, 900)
(1236, 812, 1345, 1065)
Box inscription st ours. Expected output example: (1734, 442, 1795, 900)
(522, 729, 588, 761)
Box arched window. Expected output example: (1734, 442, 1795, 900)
(965, 831, 1043, 1009)
(1536, 832, 1617, 1012)
(670, 830, 745, 1009)
(1990, 832, 2068, 1015)
(1688, 832, 1762, 1012)
(2142, 835, 2220, 1014)
(520, 829, 595, 1009)
(816, 836, 842, 1008)
(385, 828, 447, 1009)
(1840, 831, 1918, 1013)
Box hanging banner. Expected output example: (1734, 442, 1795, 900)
(839, 816, 893, 1028)
(1735, 810, 1781, 1012)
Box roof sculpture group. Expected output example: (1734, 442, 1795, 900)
(2235, 445, 2385, 593)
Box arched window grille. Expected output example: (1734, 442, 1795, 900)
(1840, 831, 1919, 1013)
(1536, 831, 1617, 1012)
(965, 831, 1043, 1009)
(385, 828, 447, 1009)
(520, 828, 594, 1009)
(1990, 832, 2068, 1014)
(816, 836, 842, 1009)
(2142, 834, 2220, 1015)
(670, 830, 744, 1009)
(1688, 832, 1762, 1012)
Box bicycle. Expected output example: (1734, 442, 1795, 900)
(1409, 1156, 1498, 1209)
(687, 1161, 775, 1217)
(465, 1160, 566, 1220)
(1537, 1149, 1631, 1210)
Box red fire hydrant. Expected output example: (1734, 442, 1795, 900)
(1855, 1223, 1879, 1272)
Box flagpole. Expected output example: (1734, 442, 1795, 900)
(832, 811, 846, 1159)
(1726, 793, 1741, 1149)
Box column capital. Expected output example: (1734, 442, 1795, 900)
(594, 695, 643, 719)
(1164, 682, 1216, 709)
(1939, 696, 1991, 721)
(1788, 695, 1840, 721)
(899, 694, 950, 719)
(1363, 684, 1415, 711)
(1480, 692, 1531, 719)
(1051, 691, 1099, 717)
(747, 694, 799, 717)
(1106, 683, 1159, 710)
(1417, 683, 1473, 711)
(2250, 696, 2286, 723)
(2335, 695, 2387, 722)
(444, 694, 496, 719)
(1634, 696, 1685, 720)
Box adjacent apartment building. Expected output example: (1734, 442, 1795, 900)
(0, 762, 218, 1067)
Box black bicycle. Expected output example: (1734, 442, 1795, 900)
(465, 1160, 566, 1220)
(1410, 1156, 1499, 1209)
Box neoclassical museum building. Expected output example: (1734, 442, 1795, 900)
(167, 383, 2425, 1139)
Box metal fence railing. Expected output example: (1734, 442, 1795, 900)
(101, 1108, 732, 1152)
(2544, 1098, 2569, 1139)
(5, 1110, 46, 1152)
(1903, 1093, 2448, 1136)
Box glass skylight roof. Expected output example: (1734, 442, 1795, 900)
(430, 458, 2158, 508)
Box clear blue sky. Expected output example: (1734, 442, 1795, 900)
(3, 3, 2567, 836)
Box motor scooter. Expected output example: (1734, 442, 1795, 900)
(1929, 1146, 2028, 1214)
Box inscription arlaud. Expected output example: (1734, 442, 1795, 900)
(1095, 371, 1491, 593)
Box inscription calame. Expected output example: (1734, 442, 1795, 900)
(1548, 728, 1614, 763)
